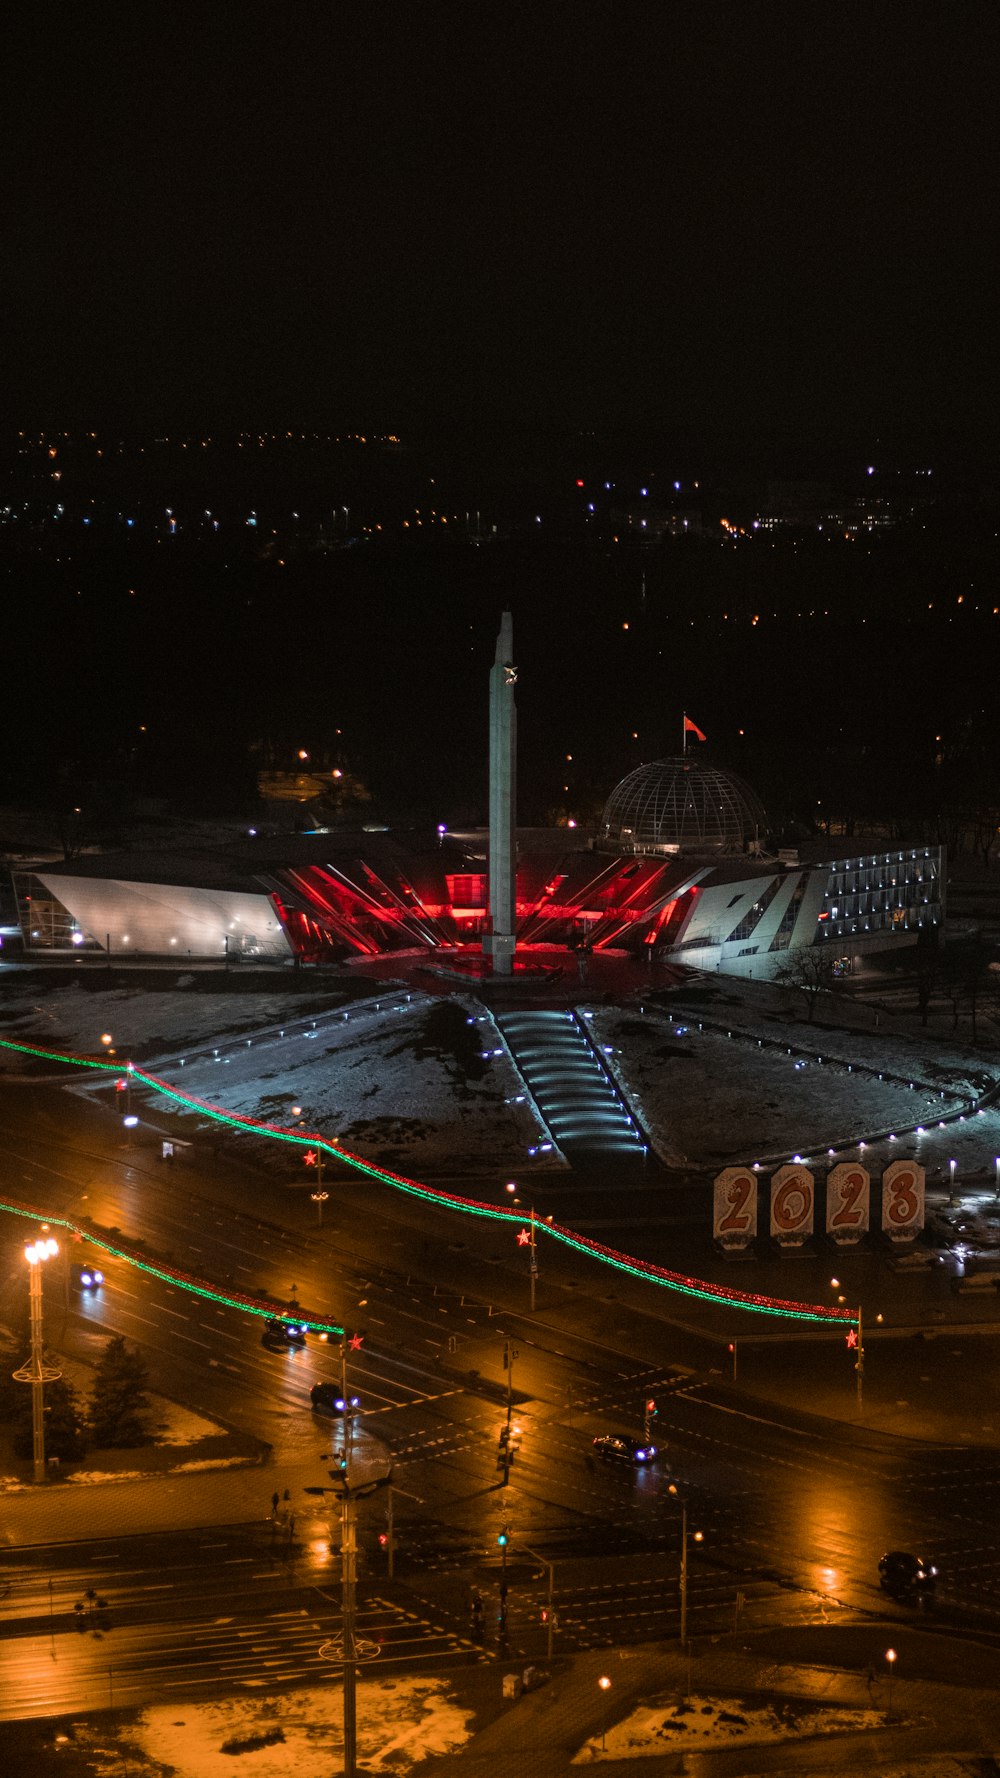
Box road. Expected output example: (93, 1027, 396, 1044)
(3, 1026, 1000, 1723)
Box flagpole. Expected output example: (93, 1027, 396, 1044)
(682, 711, 687, 757)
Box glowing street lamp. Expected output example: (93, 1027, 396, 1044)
(13, 1233, 62, 1483)
(598, 1675, 612, 1751)
(885, 1646, 897, 1718)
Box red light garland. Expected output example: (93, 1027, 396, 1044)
(0, 1034, 857, 1327)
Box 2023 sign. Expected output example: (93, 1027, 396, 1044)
(713, 1161, 924, 1249)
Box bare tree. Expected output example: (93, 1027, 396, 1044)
(773, 945, 841, 1021)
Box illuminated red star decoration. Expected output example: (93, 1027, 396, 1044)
(845, 1329, 858, 1349)
(517, 1228, 531, 1246)
(303, 1150, 318, 1166)
(348, 1332, 364, 1350)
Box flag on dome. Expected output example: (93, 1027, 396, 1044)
(683, 714, 707, 743)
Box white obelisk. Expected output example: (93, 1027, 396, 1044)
(483, 610, 517, 975)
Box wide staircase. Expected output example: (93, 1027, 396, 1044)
(494, 1008, 649, 1170)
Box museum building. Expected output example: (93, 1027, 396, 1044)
(11, 757, 944, 975)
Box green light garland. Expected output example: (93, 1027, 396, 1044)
(0, 1033, 858, 1329)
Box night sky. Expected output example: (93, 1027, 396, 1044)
(4, 5, 998, 444)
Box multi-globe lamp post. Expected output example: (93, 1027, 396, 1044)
(13, 1231, 62, 1483)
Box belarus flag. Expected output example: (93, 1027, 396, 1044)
(683, 715, 707, 742)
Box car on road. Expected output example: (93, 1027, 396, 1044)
(593, 1433, 658, 1465)
(261, 1318, 308, 1350)
(73, 1263, 105, 1290)
(878, 1550, 937, 1598)
(310, 1382, 361, 1416)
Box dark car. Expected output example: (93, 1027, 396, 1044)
(73, 1263, 105, 1290)
(878, 1550, 937, 1597)
(261, 1318, 308, 1350)
(310, 1382, 361, 1416)
(593, 1433, 658, 1465)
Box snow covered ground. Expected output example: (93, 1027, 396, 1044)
(0, 979, 555, 1176)
(588, 989, 1000, 1183)
(573, 1689, 884, 1760)
(3, 968, 999, 1192)
(67, 1676, 474, 1776)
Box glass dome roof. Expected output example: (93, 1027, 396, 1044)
(599, 757, 768, 856)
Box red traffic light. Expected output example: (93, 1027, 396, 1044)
(645, 1399, 656, 1413)
(378, 1532, 388, 1547)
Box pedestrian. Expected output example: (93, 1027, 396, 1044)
(283, 1488, 291, 1503)
(271, 1491, 279, 1516)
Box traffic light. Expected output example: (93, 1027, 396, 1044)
(645, 1399, 657, 1417)
(497, 1530, 508, 1547)
(378, 1532, 388, 1548)
(540, 1607, 549, 1624)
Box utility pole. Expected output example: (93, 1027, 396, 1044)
(529, 1205, 538, 1313)
(856, 1305, 864, 1415)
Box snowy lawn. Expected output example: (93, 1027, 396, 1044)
(587, 1009, 989, 1173)
(0, 976, 347, 1062)
(0, 980, 555, 1176)
(573, 1689, 885, 1760)
(69, 1675, 474, 1776)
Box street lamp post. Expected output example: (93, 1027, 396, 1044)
(598, 1675, 611, 1751)
(885, 1646, 897, 1718)
(304, 1468, 392, 1778)
(311, 1189, 329, 1226)
(13, 1233, 62, 1483)
(667, 1484, 702, 1650)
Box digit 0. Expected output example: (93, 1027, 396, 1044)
(773, 1177, 812, 1231)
